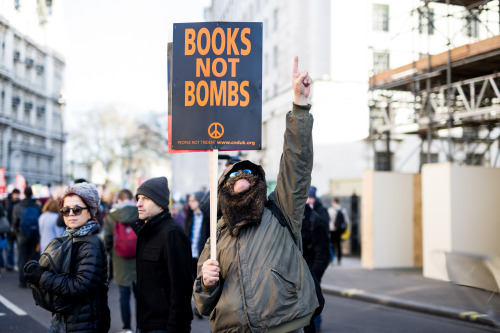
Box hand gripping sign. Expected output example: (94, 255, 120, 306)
(169, 22, 263, 258)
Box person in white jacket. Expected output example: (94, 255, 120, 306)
(38, 199, 65, 253)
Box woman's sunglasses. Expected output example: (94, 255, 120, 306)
(60, 205, 88, 217)
(228, 169, 253, 179)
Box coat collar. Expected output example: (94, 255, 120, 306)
(139, 210, 171, 233)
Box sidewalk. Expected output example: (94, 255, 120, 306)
(321, 256, 500, 330)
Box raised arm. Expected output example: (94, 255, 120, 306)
(273, 56, 314, 247)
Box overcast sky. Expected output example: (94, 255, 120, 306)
(62, 0, 211, 118)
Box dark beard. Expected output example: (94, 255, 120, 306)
(219, 173, 268, 236)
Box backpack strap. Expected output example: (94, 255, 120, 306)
(265, 199, 297, 246)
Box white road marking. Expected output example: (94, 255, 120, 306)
(0, 294, 28, 316)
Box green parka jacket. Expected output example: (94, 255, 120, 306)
(193, 104, 318, 333)
(103, 202, 138, 287)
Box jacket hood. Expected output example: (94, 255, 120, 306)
(108, 204, 139, 224)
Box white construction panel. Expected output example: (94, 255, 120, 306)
(362, 170, 415, 268)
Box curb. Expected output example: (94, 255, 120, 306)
(321, 284, 499, 330)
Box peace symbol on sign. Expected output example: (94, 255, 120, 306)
(208, 122, 224, 139)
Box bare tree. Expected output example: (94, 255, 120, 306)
(121, 112, 170, 185)
(66, 106, 169, 185)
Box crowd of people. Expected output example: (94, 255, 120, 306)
(0, 57, 352, 333)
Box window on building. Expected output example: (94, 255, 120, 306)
(53, 61, 64, 95)
(465, 13, 479, 38)
(373, 4, 389, 32)
(24, 109, 31, 123)
(375, 151, 393, 171)
(273, 8, 278, 31)
(420, 152, 438, 164)
(53, 111, 61, 134)
(0, 29, 5, 62)
(373, 51, 390, 74)
(465, 153, 483, 165)
(36, 108, 45, 128)
(418, 7, 434, 35)
(0, 90, 4, 113)
(12, 95, 20, 119)
(46, 0, 53, 15)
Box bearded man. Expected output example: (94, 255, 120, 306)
(193, 56, 319, 333)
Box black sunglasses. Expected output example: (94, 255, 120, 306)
(60, 205, 88, 217)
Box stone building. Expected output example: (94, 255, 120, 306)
(0, 0, 65, 189)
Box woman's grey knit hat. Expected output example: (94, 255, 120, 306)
(62, 182, 101, 216)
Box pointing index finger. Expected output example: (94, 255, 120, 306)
(292, 56, 299, 75)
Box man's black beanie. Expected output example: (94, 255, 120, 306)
(136, 177, 170, 209)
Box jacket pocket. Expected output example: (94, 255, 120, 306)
(141, 247, 160, 261)
(262, 268, 299, 319)
(270, 268, 298, 294)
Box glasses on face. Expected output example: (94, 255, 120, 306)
(60, 205, 88, 217)
(229, 169, 253, 179)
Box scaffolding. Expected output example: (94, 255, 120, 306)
(369, 0, 500, 171)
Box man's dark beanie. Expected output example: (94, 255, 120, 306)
(193, 191, 205, 204)
(136, 177, 170, 209)
(24, 186, 33, 198)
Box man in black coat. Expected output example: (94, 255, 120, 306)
(5, 188, 20, 271)
(131, 177, 193, 333)
(301, 204, 330, 333)
(302, 205, 330, 283)
(306, 186, 330, 223)
(12, 187, 41, 288)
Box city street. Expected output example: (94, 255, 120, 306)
(1, 0, 499, 331)
(0, 265, 497, 333)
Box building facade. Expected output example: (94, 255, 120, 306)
(369, 0, 500, 173)
(202, 0, 500, 196)
(0, 0, 65, 189)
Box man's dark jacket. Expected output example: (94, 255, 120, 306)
(6, 197, 20, 225)
(12, 198, 40, 240)
(131, 210, 193, 332)
(312, 199, 329, 226)
(302, 205, 330, 282)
